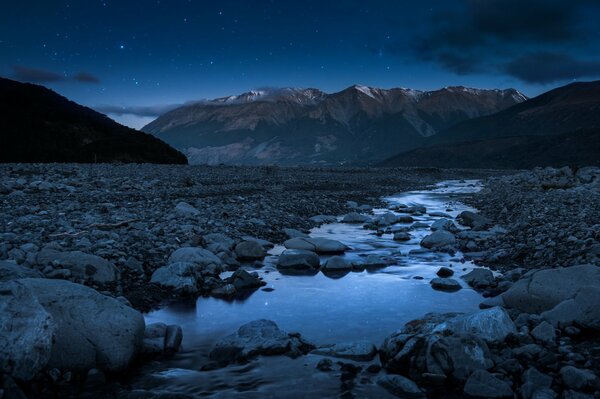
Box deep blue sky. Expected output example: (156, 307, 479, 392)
(2, 0, 600, 128)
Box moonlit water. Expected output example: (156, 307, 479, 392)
(134, 180, 485, 398)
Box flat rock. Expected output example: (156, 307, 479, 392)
(234, 240, 266, 260)
(322, 256, 351, 271)
(36, 249, 117, 283)
(312, 341, 377, 361)
(430, 278, 462, 292)
(432, 307, 517, 343)
(208, 319, 314, 365)
(501, 265, 600, 313)
(283, 237, 348, 254)
(277, 249, 320, 270)
(541, 286, 600, 330)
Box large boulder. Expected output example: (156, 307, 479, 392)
(420, 231, 456, 250)
(208, 320, 314, 365)
(341, 212, 372, 224)
(0, 280, 56, 380)
(36, 249, 117, 283)
(18, 278, 145, 373)
(234, 240, 266, 260)
(167, 247, 222, 268)
(276, 250, 320, 271)
(462, 268, 495, 288)
(0, 260, 43, 282)
(150, 262, 200, 293)
(283, 237, 348, 254)
(541, 286, 600, 330)
(432, 307, 517, 343)
(457, 211, 492, 230)
(500, 265, 600, 313)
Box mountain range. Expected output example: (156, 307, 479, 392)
(380, 81, 600, 168)
(143, 85, 527, 165)
(0, 77, 187, 164)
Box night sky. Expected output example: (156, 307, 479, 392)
(2, 1, 600, 129)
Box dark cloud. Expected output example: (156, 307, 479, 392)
(95, 103, 182, 117)
(12, 65, 65, 83)
(503, 53, 600, 84)
(12, 65, 100, 84)
(72, 72, 101, 84)
(406, 0, 600, 82)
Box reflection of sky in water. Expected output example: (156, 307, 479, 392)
(140, 180, 486, 397)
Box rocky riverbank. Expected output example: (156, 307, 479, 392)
(1, 164, 599, 399)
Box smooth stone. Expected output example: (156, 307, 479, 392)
(457, 210, 492, 230)
(276, 250, 320, 270)
(341, 212, 372, 224)
(228, 269, 265, 290)
(560, 366, 597, 390)
(203, 233, 235, 253)
(0, 260, 43, 282)
(234, 240, 266, 260)
(36, 249, 117, 283)
(322, 256, 351, 271)
(283, 237, 348, 254)
(432, 307, 517, 343)
(377, 375, 425, 398)
(163, 325, 183, 354)
(144, 323, 167, 339)
(420, 230, 456, 249)
(309, 215, 338, 224)
(282, 228, 308, 239)
(541, 286, 600, 330)
(462, 268, 495, 288)
(430, 278, 462, 292)
(530, 321, 556, 344)
(436, 266, 454, 277)
(150, 262, 199, 293)
(167, 247, 222, 268)
(174, 201, 200, 217)
(393, 232, 411, 241)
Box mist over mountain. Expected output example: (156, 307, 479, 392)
(143, 85, 526, 165)
(0, 77, 187, 164)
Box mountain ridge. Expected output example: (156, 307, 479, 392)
(143, 84, 526, 165)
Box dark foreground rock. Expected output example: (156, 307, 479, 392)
(208, 319, 315, 366)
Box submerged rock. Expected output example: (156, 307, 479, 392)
(322, 256, 351, 271)
(208, 319, 314, 365)
(283, 237, 348, 254)
(420, 231, 456, 250)
(341, 212, 372, 224)
(430, 278, 462, 292)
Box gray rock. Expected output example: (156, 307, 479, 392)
(0, 260, 43, 282)
(309, 215, 338, 224)
(393, 232, 411, 241)
(241, 236, 274, 249)
(431, 218, 460, 233)
(420, 231, 456, 249)
(234, 240, 267, 260)
(283, 237, 348, 254)
(463, 370, 513, 398)
(18, 278, 145, 372)
(174, 201, 200, 217)
(150, 262, 200, 293)
(316, 358, 333, 371)
(432, 307, 517, 343)
(501, 265, 600, 313)
(530, 321, 556, 344)
(283, 228, 309, 239)
(560, 366, 597, 390)
(167, 247, 222, 268)
(0, 280, 56, 380)
(462, 268, 495, 288)
(203, 233, 235, 253)
(564, 390, 594, 399)
(208, 319, 314, 364)
(430, 334, 494, 381)
(123, 257, 144, 273)
(436, 266, 454, 277)
(541, 286, 600, 330)
(36, 249, 117, 283)
(374, 212, 399, 226)
(322, 256, 351, 271)
(430, 278, 462, 292)
(228, 269, 265, 290)
(276, 250, 320, 270)
(211, 283, 236, 298)
(377, 375, 425, 398)
(341, 212, 372, 224)
(520, 367, 553, 399)
(312, 341, 377, 361)
(163, 325, 183, 354)
(457, 211, 492, 230)
(144, 323, 167, 339)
